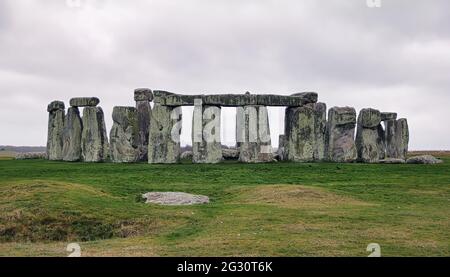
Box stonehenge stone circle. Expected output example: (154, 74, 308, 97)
(81, 106, 109, 162)
(110, 106, 139, 163)
(70, 97, 100, 107)
(236, 105, 273, 163)
(148, 104, 182, 164)
(134, 88, 153, 161)
(62, 107, 83, 162)
(356, 108, 385, 163)
(325, 107, 358, 162)
(47, 101, 65, 160)
(46, 89, 410, 165)
(192, 105, 222, 163)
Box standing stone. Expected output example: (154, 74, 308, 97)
(385, 118, 409, 160)
(135, 88, 153, 162)
(192, 105, 222, 163)
(62, 107, 83, 162)
(148, 104, 182, 164)
(236, 105, 273, 163)
(325, 107, 357, 162)
(110, 106, 139, 163)
(81, 106, 109, 162)
(312, 103, 327, 161)
(284, 102, 327, 162)
(47, 101, 65, 160)
(277, 135, 287, 161)
(355, 108, 385, 163)
(285, 105, 314, 162)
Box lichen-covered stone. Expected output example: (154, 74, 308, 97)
(70, 97, 100, 107)
(135, 97, 152, 162)
(47, 101, 65, 112)
(285, 105, 314, 162)
(110, 106, 139, 163)
(62, 107, 83, 161)
(236, 105, 273, 163)
(153, 91, 318, 107)
(381, 112, 397, 121)
(379, 158, 405, 164)
(284, 102, 326, 162)
(325, 107, 357, 162)
(406, 155, 443, 164)
(134, 88, 154, 102)
(192, 105, 222, 163)
(385, 118, 409, 160)
(81, 107, 109, 162)
(148, 104, 182, 163)
(313, 103, 327, 161)
(47, 101, 65, 160)
(356, 108, 385, 163)
(277, 135, 287, 161)
(181, 151, 193, 160)
(222, 148, 239, 160)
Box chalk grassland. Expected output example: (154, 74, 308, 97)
(0, 153, 449, 256)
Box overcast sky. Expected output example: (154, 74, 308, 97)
(0, 0, 449, 149)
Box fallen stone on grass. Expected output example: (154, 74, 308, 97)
(15, 152, 47, 160)
(180, 151, 193, 160)
(222, 148, 239, 160)
(142, 192, 210, 206)
(378, 158, 405, 164)
(406, 155, 443, 164)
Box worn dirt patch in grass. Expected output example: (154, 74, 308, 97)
(228, 185, 373, 209)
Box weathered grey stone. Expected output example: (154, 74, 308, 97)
(47, 101, 65, 112)
(15, 152, 47, 160)
(236, 105, 273, 163)
(81, 107, 109, 162)
(313, 103, 327, 161)
(142, 192, 209, 206)
(181, 151, 193, 160)
(284, 102, 326, 162)
(285, 105, 314, 162)
(110, 106, 139, 163)
(290, 92, 319, 103)
(62, 107, 83, 161)
(135, 94, 153, 162)
(222, 148, 239, 160)
(359, 108, 382, 128)
(277, 135, 287, 161)
(47, 101, 65, 160)
(356, 108, 385, 163)
(379, 158, 406, 164)
(70, 97, 100, 107)
(153, 91, 318, 107)
(381, 112, 397, 121)
(192, 105, 222, 163)
(406, 155, 443, 164)
(134, 88, 154, 102)
(148, 104, 182, 163)
(325, 107, 357, 162)
(385, 118, 409, 160)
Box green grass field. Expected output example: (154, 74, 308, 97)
(0, 153, 449, 257)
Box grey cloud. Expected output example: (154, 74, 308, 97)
(0, 0, 449, 149)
